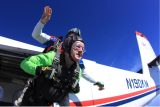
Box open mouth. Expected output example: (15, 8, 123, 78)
(77, 52, 83, 58)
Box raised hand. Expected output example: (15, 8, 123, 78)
(40, 6, 52, 24)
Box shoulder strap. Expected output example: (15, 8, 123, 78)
(49, 38, 62, 79)
(49, 50, 60, 79)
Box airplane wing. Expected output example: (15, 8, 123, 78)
(0, 36, 43, 104)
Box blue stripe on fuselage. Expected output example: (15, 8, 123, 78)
(100, 88, 159, 106)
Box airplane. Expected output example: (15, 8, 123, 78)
(0, 31, 159, 106)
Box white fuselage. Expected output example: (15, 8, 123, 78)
(69, 59, 157, 106)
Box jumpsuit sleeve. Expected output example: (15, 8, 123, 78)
(20, 51, 55, 76)
(82, 69, 97, 84)
(32, 21, 51, 44)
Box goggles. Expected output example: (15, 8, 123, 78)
(73, 44, 86, 53)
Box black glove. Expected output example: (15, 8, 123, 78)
(36, 66, 53, 78)
(94, 82, 104, 90)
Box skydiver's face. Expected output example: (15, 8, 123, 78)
(70, 41, 85, 62)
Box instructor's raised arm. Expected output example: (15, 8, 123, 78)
(32, 6, 52, 44)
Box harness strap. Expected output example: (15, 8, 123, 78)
(49, 38, 62, 79)
(72, 62, 80, 88)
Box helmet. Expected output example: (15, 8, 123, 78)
(67, 28, 81, 37)
(63, 33, 84, 53)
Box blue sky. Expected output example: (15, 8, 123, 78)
(0, 0, 159, 72)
